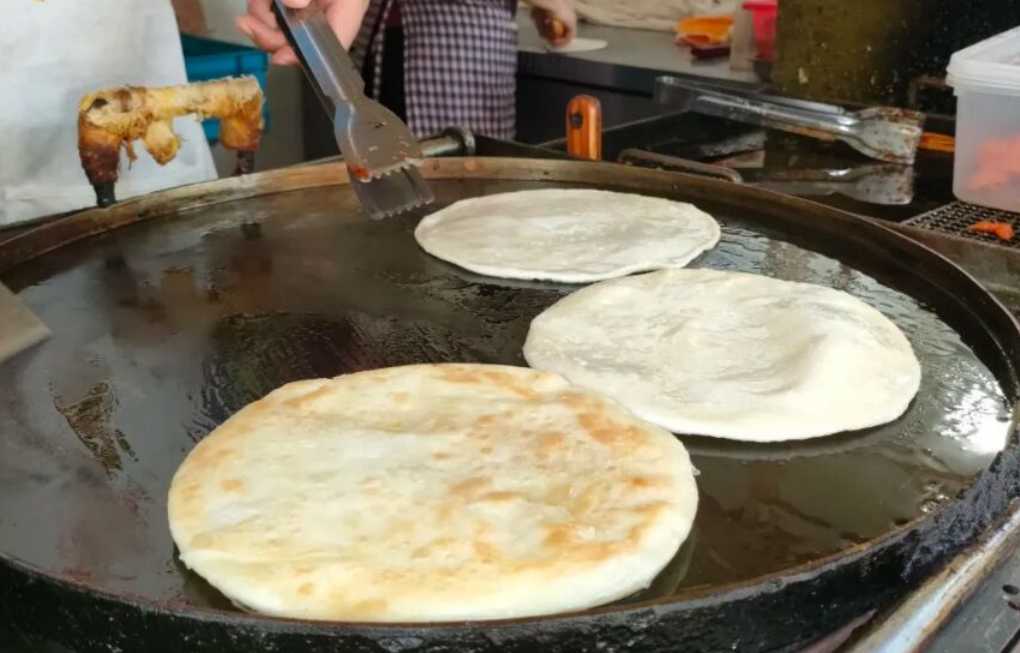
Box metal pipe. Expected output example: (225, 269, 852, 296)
(420, 128, 476, 158)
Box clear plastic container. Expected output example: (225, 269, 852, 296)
(946, 26, 1020, 213)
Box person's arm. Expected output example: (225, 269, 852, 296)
(236, 0, 370, 64)
(523, 0, 577, 47)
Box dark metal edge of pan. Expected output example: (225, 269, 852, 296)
(2, 158, 1019, 653)
(4, 448, 1018, 652)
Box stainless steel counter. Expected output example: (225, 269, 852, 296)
(516, 16, 758, 94)
(513, 16, 759, 142)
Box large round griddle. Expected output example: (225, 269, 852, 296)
(1, 158, 1018, 653)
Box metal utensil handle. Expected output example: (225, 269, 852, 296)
(270, 0, 364, 116)
(685, 89, 858, 142)
(618, 148, 744, 184)
(293, 128, 477, 166)
(657, 76, 850, 117)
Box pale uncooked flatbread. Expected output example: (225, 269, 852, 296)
(414, 189, 721, 283)
(523, 269, 922, 442)
(168, 364, 698, 622)
(574, 0, 740, 31)
(546, 37, 609, 53)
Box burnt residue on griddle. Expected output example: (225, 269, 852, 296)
(197, 313, 358, 424)
(52, 381, 136, 476)
(194, 311, 492, 431)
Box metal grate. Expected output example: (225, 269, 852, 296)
(904, 202, 1020, 249)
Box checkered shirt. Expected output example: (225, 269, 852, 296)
(351, 0, 518, 140)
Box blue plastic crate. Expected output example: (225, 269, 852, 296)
(181, 35, 270, 143)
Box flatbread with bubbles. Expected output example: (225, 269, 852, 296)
(524, 269, 922, 442)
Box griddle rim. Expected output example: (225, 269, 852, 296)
(2, 157, 1018, 648)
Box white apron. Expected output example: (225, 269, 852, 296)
(0, 0, 217, 226)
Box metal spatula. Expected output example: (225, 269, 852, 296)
(271, 0, 433, 219)
(0, 282, 49, 365)
(655, 76, 924, 165)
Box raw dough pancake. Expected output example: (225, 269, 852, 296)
(546, 37, 609, 53)
(414, 189, 720, 282)
(523, 269, 922, 441)
(168, 364, 698, 622)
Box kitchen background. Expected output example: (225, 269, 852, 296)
(176, 0, 1020, 172)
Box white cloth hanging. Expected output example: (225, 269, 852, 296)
(0, 0, 217, 226)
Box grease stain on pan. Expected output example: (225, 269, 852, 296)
(191, 311, 493, 434)
(52, 380, 136, 476)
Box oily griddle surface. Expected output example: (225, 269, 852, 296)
(0, 178, 1012, 617)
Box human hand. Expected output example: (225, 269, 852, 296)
(236, 0, 369, 65)
(527, 0, 576, 47)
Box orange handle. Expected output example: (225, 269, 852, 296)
(535, 14, 567, 43)
(549, 17, 567, 41)
(920, 132, 955, 153)
(566, 95, 602, 161)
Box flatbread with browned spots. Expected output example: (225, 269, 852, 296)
(167, 363, 698, 622)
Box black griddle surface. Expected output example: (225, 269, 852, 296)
(0, 178, 1011, 617)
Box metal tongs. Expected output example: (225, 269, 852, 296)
(271, 0, 433, 219)
(655, 76, 924, 165)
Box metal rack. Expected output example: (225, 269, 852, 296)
(905, 202, 1020, 250)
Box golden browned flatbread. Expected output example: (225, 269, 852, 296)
(168, 364, 698, 622)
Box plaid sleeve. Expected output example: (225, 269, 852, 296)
(350, 0, 389, 73)
(354, 0, 518, 140)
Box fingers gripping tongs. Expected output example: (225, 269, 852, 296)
(272, 0, 433, 219)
